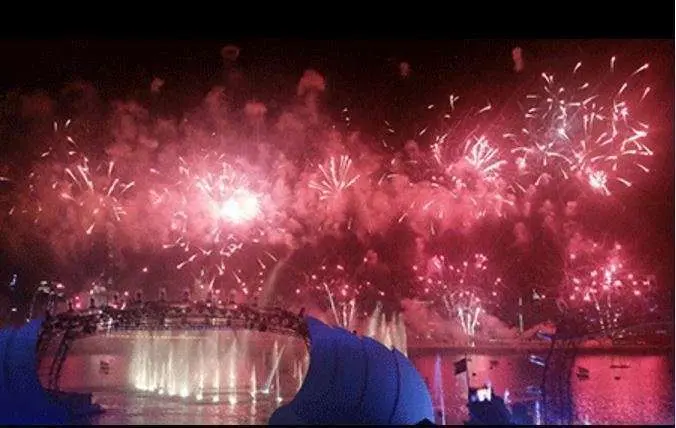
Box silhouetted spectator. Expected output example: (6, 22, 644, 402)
(465, 389, 512, 425)
(510, 402, 534, 425)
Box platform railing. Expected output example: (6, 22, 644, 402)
(36, 300, 308, 390)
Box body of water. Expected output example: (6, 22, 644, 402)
(53, 335, 674, 425)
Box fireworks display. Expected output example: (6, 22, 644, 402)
(309, 155, 360, 201)
(416, 253, 505, 337)
(154, 153, 269, 293)
(507, 59, 653, 195)
(0, 42, 669, 338)
(561, 238, 657, 336)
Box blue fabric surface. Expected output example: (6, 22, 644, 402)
(0, 320, 69, 424)
(269, 316, 434, 425)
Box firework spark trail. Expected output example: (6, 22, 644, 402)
(463, 136, 507, 178)
(323, 282, 341, 326)
(303, 263, 363, 324)
(430, 100, 495, 176)
(562, 240, 656, 336)
(394, 98, 513, 234)
(442, 293, 481, 337)
(62, 158, 133, 229)
(417, 253, 503, 339)
(509, 57, 654, 195)
(154, 152, 270, 297)
(29, 125, 136, 236)
(308, 155, 360, 200)
(0, 56, 663, 334)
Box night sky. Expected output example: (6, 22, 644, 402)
(0, 38, 672, 319)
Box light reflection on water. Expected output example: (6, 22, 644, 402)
(56, 337, 674, 425)
(88, 389, 282, 425)
(413, 351, 675, 425)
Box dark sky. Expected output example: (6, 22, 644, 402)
(0, 39, 669, 96)
(2, 39, 671, 140)
(0, 39, 672, 304)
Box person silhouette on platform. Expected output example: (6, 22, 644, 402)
(510, 402, 534, 425)
(465, 386, 513, 425)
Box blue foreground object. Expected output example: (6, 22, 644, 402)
(269, 316, 434, 425)
(0, 319, 100, 424)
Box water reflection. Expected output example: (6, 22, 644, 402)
(53, 338, 674, 425)
(572, 354, 675, 424)
(414, 351, 675, 425)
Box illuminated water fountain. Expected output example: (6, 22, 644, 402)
(432, 353, 446, 424)
(261, 339, 284, 394)
(365, 302, 408, 355)
(128, 330, 304, 404)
